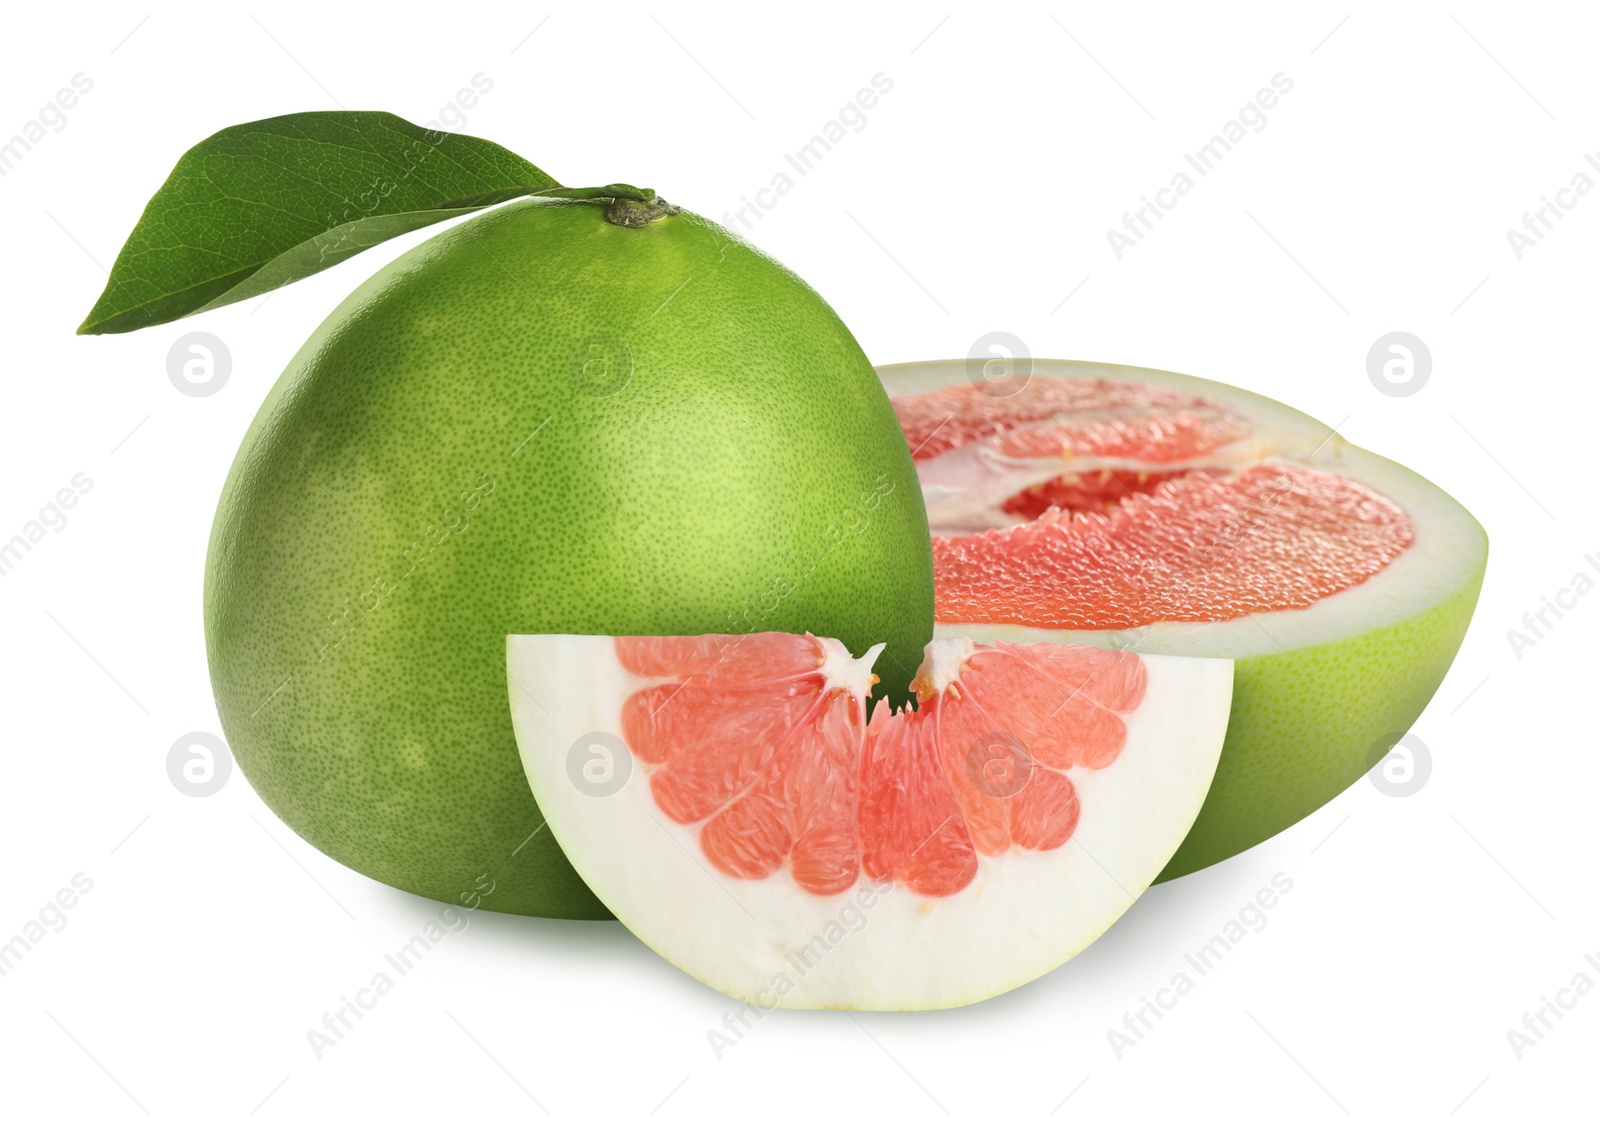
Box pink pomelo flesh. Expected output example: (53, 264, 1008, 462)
(620, 633, 1149, 898)
(893, 378, 1416, 630)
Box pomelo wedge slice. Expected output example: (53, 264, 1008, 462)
(879, 359, 1488, 879)
(509, 632, 1231, 1009)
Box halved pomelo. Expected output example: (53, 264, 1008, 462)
(879, 359, 1488, 879)
(509, 632, 1232, 1009)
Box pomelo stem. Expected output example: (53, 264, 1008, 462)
(605, 195, 679, 227)
(541, 183, 656, 203)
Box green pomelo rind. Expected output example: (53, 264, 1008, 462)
(878, 358, 1487, 879)
(205, 198, 934, 918)
(1155, 566, 1483, 880)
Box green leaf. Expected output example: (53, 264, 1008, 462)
(78, 111, 558, 334)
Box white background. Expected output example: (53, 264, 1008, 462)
(1, 2, 1593, 1126)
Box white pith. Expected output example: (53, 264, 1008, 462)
(914, 413, 1278, 535)
(820, 638, 885, 703)
(508, 633, 1232, 1010)
(919, 636, 976, 694)
(879, 359, 1488, 657)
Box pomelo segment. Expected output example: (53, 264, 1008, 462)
(620, 634, 880, 896)
(879, 359, 1488, 879)
(509, 632, 1232, 1010)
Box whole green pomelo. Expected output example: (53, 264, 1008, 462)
(204, 196, 934, 918)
